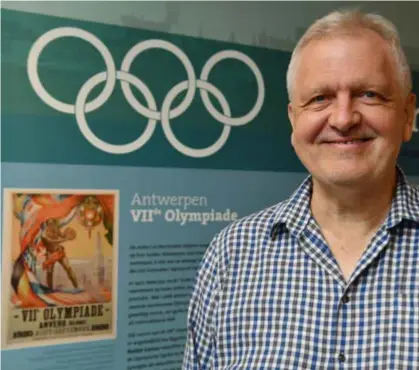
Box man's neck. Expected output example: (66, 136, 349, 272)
(310, 170, 397, 238)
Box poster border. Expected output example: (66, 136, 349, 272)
(1, 187, 120, 350)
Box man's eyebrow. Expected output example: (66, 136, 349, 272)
(302, 81, 389, 98)
(300, 85, 333, 100)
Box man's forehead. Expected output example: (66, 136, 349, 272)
(300, 30, 389, 58)
(294, 34, 397, 88)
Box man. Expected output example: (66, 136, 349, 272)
(183, 9, 418, 369)
(41, 218, 79, 289)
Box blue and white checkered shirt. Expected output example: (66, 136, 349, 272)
(183, 166, 419, 369)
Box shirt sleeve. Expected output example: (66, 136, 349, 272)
(182, 234, 221, 369)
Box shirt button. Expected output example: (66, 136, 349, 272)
(342, 295, 350, 304)
(338, 352, 346, 363)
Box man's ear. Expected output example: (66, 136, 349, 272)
(403, 93, 417, 142)
(288, 102, 297, 148)
(288, 102, 295, 130)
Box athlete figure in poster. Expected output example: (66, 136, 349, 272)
(41, 217, 79, 290)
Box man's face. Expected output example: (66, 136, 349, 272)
(45, 219, 61, 238)
(288, 30, 416, 188)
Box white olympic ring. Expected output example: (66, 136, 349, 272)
(27, 27, 116, 114)
(27, 27, 265, 157)
(200, 50, 264, 127)
(120, 39, 197, 121)
(161, 79, 231, 158)
(76, 71, 158, 154)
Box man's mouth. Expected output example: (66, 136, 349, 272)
(325, 138, 373, 145)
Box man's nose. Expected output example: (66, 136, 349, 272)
(328, 93, 360, 131)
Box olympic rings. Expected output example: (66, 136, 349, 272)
(27, 27, 265, 157)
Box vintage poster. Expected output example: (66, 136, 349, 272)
(1, 189, 119, 349)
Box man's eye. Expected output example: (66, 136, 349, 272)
(362, 91, 377, 98)
(312, 95, 326, 103)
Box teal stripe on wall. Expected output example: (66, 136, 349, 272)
(2, 9, 418, 174)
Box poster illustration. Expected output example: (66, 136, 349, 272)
(1, 189, 119, 349)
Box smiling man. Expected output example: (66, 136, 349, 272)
(183, 9, 419, 369)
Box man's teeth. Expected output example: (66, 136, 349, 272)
(333, 139, 369, 144)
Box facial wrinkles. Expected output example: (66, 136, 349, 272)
(295, 68, 399, 123)
(293, 33, 402, 107)
(291, 34, 409, 150)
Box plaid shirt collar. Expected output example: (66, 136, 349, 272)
(271, 165, 419, 238)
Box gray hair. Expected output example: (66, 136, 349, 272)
(286, 9, 412, 100)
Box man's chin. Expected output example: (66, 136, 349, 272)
(314, 167, 373, 188)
